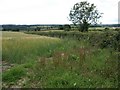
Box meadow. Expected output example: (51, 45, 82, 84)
(2, 30, 119, 88)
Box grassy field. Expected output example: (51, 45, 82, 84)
(2, 31, 118, 88)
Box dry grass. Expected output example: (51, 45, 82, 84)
(2, 31, 60, 40)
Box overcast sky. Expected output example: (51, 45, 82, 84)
(0, 0, 119, 24)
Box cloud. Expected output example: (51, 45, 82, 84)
(0, 0, 119, 24)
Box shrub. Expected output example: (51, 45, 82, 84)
(64, 24, 71, 31)
(113, 31, 120, 51)
(58, 25, 64, 30)
(35, 27, 41, 31)
(104, 27, 109, 31)
(114, 28, 120, 31)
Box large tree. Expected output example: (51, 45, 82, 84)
(69, 1, 102, 32)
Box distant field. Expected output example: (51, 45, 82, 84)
(2, 31, 118, 88)
(2, 31, 60, 39)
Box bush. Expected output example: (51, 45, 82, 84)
(64, 24, 71, 31)
(26, 31, 119, 51)
(101, 31, 120, 51)
(88, 31, 119, 51)
(113, 31, 120, 51)
(104, 27, 109, 30)
(114, 28, 120, 31)
(35, 27, 41, 31)
(12, 29, 19, 32)
(58, 25, 64, 30)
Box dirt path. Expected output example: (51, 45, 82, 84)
(2, 61, 28, 88)
(2, 61, 14, 72)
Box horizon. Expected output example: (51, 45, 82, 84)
(1, 23, 120, 25)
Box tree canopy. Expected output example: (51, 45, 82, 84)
(69, 1, 103, 32)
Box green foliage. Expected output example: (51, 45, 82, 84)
(104, 27, 110, 30)
(58, 25, 64, 30)
(114, 28, 120, 31)
(35, 27, 41, 31)
(2, 66, 26, 83)
(26, 30, 119, 51)
(27, 44, 118, 88)
(26, 30, 119, 52)
(2, 32, 60, 64)
(64, 24, 71, 31)
(2, 31, 118, 88)
(68, 54, 80, 61)
(69, 1, 102, 32)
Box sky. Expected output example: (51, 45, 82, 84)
(0, 0, 119, 24)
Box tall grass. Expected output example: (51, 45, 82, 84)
(2, 31, 118, 88)
(26, 41, 118, 88)
(2, 32, 61, 64)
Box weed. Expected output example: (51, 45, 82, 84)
(2, 66, 26, 83)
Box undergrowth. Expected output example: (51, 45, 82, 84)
(2, 31, 119, 88)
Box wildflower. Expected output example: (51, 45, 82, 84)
(61, 53, 64, 57)
(74, 83, 77, 86)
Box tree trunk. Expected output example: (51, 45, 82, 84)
(80, 22, 89, 32)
